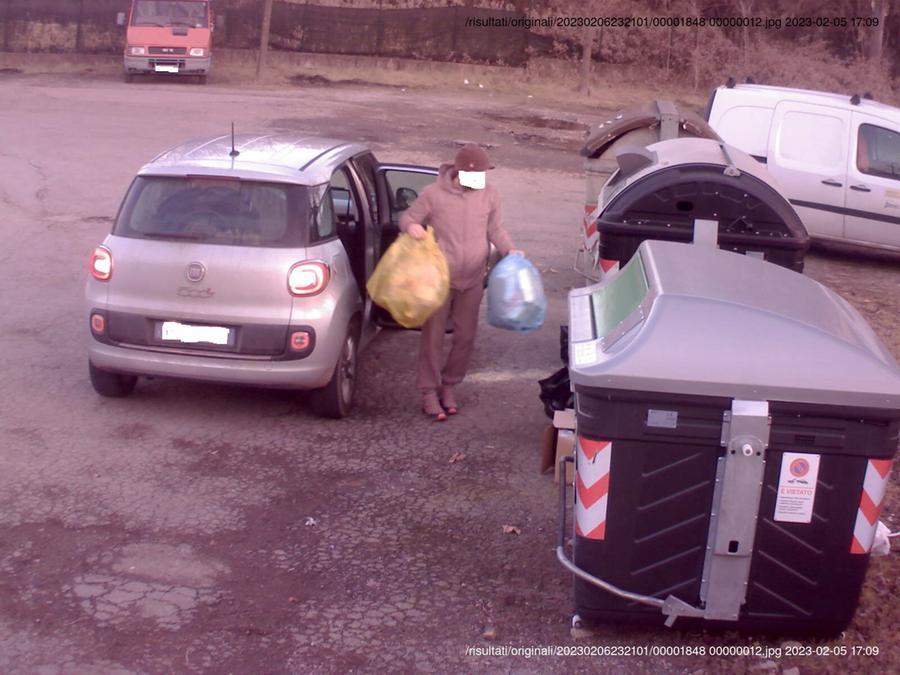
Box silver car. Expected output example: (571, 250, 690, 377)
(85, 133, 437, 417)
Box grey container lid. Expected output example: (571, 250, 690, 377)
(568, 240, 900, 410)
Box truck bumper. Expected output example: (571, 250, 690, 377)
(124, 56, 211, 75)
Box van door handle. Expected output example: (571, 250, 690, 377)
(821, 179, 842, 187)
(850, 184, 871, 192)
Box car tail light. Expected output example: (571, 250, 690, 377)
(91, 313, 106, 335)
(90, 246, 113, 281)
(288, 261, 329, 297)
(290, 331, 311, 351)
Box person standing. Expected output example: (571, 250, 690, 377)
(400, 144, 521, 421)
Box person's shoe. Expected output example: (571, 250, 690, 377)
(423, 390, 447, 421)
(440, 385, 458, 415)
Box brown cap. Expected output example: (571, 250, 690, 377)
(454, 143, 494, 171)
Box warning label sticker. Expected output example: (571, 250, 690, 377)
(571, 340, 599, 367)
(774, 452, 821, 523)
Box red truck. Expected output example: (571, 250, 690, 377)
(117, 0, 213, 83)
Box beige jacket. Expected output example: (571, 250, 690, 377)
(399, 163, 514, 290)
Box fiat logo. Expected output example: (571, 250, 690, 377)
(186, 262, 206, 283)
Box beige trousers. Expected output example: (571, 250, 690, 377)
(417, 284, 485, 392)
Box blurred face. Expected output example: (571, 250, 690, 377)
(457, 170, 486, 190)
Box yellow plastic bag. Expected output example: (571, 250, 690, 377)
(367, 227, 450, 328)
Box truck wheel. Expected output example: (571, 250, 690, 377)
(312, 323, 359, 418)
(124, 73, 134, 83)
(89, 361, 137, 398)
(198, 74, 208, 85)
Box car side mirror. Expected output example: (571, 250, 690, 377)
(116, 11, 126, 26)
(395, 187, 418, 211)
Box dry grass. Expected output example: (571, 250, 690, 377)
(3, 46, 894, 114)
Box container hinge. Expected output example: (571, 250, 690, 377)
(656, 100, 679, 140)
(719, 143, 742, 177)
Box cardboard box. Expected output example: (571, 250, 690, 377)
(554, 429, 575, 484)
(553, 408, 575, 430)
(539, 409, 576, 484)
(540, 424, 556, 475)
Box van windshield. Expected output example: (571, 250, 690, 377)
(114, 176, 313, 247)
(131, 1, 209, 28)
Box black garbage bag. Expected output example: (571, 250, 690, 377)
(559, 324, 569, 365)
(538, 366, 573, 419)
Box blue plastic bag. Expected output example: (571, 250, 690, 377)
(486, 253, 546, 332)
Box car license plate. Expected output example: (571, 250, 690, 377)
(161, 321, 230, 345)
(155, 65, 179, 73)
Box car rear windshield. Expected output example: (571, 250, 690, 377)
(132, 1, 209, 28)
(114, 176, 313, 247)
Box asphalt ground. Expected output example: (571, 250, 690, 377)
(0, 69, 898, 674)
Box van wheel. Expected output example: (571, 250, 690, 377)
(124, 73, 134, 83)
(312, 323, 359, 418)
(198, 74, 208, 85)
(89, 362, 137, 398)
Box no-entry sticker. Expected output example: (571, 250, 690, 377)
(774, 452, 821, 524)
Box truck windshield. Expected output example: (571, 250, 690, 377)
(114, 176, 313, 248)
(131, 1, 208, 28)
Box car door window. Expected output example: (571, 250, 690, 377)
(315, 187, 336, 240)
(330, 168, 360, 222)
(383, 170, 437, 222)
(857, 124, 900, 182)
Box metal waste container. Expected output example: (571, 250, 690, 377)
(584, 138, 809, 279)
(558, 240, 900, 636)
(579, 101, 720, 280)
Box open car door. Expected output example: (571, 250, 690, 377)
(376, 164, 439, 256)
(374, 164, 439, 328)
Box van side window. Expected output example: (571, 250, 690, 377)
(778, 111, 845, 171)
(858, 124, 900, 182)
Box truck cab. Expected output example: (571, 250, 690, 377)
(118, 0, 213, 83)
(707, 83, 900, 255)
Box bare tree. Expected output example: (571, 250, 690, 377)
(738, 0, 753, 70)
(256, 0, 274, 80)
(866, 0, 888, 59)
(580, 31, 594, 93)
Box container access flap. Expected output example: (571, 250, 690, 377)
(581, 100, 720, 159)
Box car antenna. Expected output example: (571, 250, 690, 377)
(229, 123, 240, 158)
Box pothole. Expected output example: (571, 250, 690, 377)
(67, 543, 228, 630)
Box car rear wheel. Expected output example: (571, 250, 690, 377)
(89, 362, 137, 398)
(312, 323, 359, 419)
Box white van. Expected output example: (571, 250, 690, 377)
(706, 83, 900, 254)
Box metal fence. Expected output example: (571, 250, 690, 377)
(0, 0, 548, 66)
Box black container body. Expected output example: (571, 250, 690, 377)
(572, 386, 899, 636)
(597, 164, 810, 273)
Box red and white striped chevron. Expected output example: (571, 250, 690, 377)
(850, 459, 893, 554)
(575, 437, 612, 540)
(583, 203, 598, 241)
